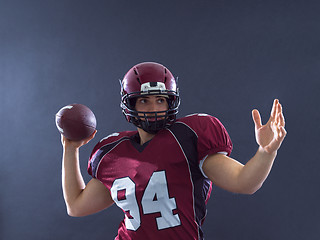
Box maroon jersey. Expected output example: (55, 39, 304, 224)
(88, 114, 232, 240)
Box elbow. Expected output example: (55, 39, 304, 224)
(66, 208, 79, 217)
(243, 187, 259, 195)
(238, 183, 263, 195)
(67, 210, 78, 217)
(66, 205, 86, 217)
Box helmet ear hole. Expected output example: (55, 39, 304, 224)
(167, 95, 179, 109)
(166, 95, 174, 108)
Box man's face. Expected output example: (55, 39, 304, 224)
(135, 95, 169, 121)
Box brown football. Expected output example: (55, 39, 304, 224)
(55, 103, 96, 141)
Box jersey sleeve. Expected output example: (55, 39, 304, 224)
(87, 131, 137, 178)
(181, 114, 233, 161)
(196, 114, 232, 159)
(87, 138, 105, 178)
(87, 132, 123, 178)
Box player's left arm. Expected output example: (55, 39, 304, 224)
(202, 99, 287, 194)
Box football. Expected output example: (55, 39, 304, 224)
(55, 103, 97, 141)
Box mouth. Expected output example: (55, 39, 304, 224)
(146, 117, 156, 122)
(137, 112, 167, 122)
(147, 114, 167, 121)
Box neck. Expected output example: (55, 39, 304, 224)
(137, 128, 156, 145)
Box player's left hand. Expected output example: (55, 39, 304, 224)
(252, 99, 287, 154)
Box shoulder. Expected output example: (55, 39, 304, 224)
(175, 113, 232, 157)
(177, 113, 220, 122)
(90, 131, 137, 158)
(169, 113, 228, 142)
(99, 131, 136, 145)
(175, 113, 225, 133)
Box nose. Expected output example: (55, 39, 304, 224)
(153, 100, 163, 110)
(146, 101, 159, 112)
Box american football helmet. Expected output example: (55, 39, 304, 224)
(120, 62, 180, 134)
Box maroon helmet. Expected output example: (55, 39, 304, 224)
(120, 62, 180, 134)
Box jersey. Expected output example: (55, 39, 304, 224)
(88, 114, 233, 240)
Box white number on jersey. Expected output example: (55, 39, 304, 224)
(110, 171, 181, 231)
(111, 177, 141, 231)
(141, 171, 180, 230)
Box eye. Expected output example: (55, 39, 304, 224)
(138, 98, 147, 104)
(157, 97, 166, 103)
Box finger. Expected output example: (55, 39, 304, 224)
(280, 126, 287, 139)
(83, 130, 97, 145)
(275, 125, 287, 144)
(252, 109, 262, 129)
(267, 99, 279, 126)
(278, 126, 287, 142)
(274, 104, 284, 128)
(270, 99, 279, 121)
(60, 134, 65, 145)
(278, 104, 285, 127)
(90, 130, 97, 139)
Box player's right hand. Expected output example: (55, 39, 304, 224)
(61, 130, 97, 149)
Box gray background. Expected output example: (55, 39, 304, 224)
(1, 0, 319, 239)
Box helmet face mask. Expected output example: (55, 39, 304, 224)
(120, 62, 180, 134)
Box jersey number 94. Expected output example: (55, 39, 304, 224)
(110, 171, 181, 231)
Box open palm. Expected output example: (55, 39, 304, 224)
(252, 99, 287, 154)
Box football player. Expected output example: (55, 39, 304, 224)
(61, 62, 286, 239)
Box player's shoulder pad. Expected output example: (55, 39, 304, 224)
(100, 131, 136, 143)
(177, 113, 217, 124)
(90, 131, 136, 158)
(176, 113, 224, 133)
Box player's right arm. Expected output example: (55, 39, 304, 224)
(61, 132, 114, 217)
